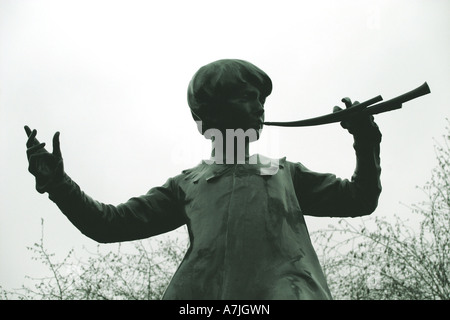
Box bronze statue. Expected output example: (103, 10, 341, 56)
(25, 59, 383, 299)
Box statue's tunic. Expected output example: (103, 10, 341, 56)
(47, 140, 381, 300)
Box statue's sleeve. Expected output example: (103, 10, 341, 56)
(293, 129, 382, 218)
(46, 174, 186, 243)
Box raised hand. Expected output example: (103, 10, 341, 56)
(333, 97, 378, 136)
(25, 125, 64, 193)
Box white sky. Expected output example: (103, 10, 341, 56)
(1, 0, 449, 292)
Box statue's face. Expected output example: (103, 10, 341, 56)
(213, 83, 265, 134)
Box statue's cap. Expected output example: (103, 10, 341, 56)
(187, 59, 272, 122)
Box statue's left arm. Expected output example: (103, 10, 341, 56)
(294, 98, 382, 217)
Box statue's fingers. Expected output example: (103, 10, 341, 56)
(341, 97, 352, 109)
(52, 132, 62, 158)
(26, 142, 46, 159)
(26, 128, 40, 148)
(333, 106, 343, 113)
(24, 125, 32, 137)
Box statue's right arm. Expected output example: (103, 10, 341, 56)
(24, 126, 186, 243)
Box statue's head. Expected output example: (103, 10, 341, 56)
(187, 59, 272, 139)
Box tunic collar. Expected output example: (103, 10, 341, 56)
(182, 154, 286, 183)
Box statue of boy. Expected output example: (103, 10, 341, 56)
(25, 59, 382, 299)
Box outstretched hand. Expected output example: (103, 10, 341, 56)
(24, 125, 64, 193)
(333, 97, 378, 136)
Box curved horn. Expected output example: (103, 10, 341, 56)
(264, 82, 430, 127)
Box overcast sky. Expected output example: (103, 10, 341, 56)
(1, 0, 449, 292)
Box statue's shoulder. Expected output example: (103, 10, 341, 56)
(166, 161, 211, 185)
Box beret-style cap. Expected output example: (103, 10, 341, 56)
(187, 59, 272, 123)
